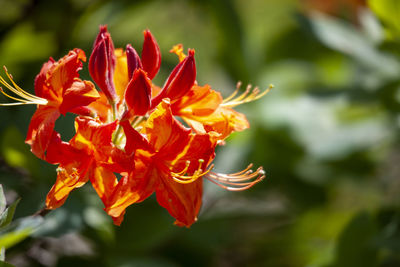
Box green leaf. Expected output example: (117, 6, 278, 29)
(0, 260, 15, 267)
(307, 12, 400, 79)
(0, 247, 4, 261)
(0, 186, 5, 215)
(0, 216, 43, 249)
(0, 199, 20, 229)
(368, 0, 400, 40)
(331, 212, 378, 267)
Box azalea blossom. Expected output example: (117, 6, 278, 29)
(0, 25, 269, 227)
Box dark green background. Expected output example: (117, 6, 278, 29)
(1, 0, 400, 266)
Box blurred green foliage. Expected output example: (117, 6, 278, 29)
(0, 0, 400, 266)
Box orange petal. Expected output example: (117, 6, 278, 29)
(156, 175, 203, 227)
(89, 166, 118, 207)
(71, 117, 117, 150)
(113, 48, 129, 102)
(106, 150, 157, 218)
(46, 160, 91, 209)
(186, 106, 249, 140)
(172, 84, 223, 117)
(145, 100, 191, 157)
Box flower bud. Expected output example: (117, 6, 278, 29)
(125, 69, 152, 116)
(141, 30, 161, 80)
(89, 25, 117, 102)
(126, 44, 142, 80)
(151, 49, 196, 108)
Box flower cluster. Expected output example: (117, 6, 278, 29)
(0, 26, 270, 227)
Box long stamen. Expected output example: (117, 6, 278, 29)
(205, 164, 265, 191)
(172, 159, 214, 184)
(222, 83, 273, 108)
(0, 66, 48, 106)
(222, 81, 241, 103)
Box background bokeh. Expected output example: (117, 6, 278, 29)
(1, 0, 400, 266)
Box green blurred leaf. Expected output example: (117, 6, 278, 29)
(0, 199, 20, 229)
(0, 23, 56, 70)
(0, 247, 4, 261)
(0, 126, 40, 177)
(0, 186, 5, 215)
(307, 12, 400, 80)
(0, 216, 43, 249)
(331, 212, 378, 267)
(368, 0, 400, 40)
(0, 260, 15, 267)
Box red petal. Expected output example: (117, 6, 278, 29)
(25, 106, 60, 159)
(120, 120, 152, 154)
(124, 69, 151, 116)
(59, 79, 100, 115)
(173, 133, 216, 174)
(141, 30, 161, 80)
(35, 49, 86, 102)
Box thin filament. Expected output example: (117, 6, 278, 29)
(222, 83, 273, 108)
(0, 66, 47, 106)
(206, 164, 265, 191)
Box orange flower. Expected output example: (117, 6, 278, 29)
(106, 100, 264, 226)
(0, 26, 268, 227)
(172, 82, 272, 141)
(0, 49, 100, 159)
(45, 117, 130, 224)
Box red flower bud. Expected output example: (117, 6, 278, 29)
(89, 25, 117, 102)
(126, 44, 143, 80)
(141, 30, 161, 80)
(125, 69, 152, 116)
(151, 49, 196, 108)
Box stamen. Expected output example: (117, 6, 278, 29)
(205, 164, 265, 191)
(222, 83, 273, 108)
(222, 81, 241, 103)
(0, 66, 48, 106)
(172, 159, 214, 184)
